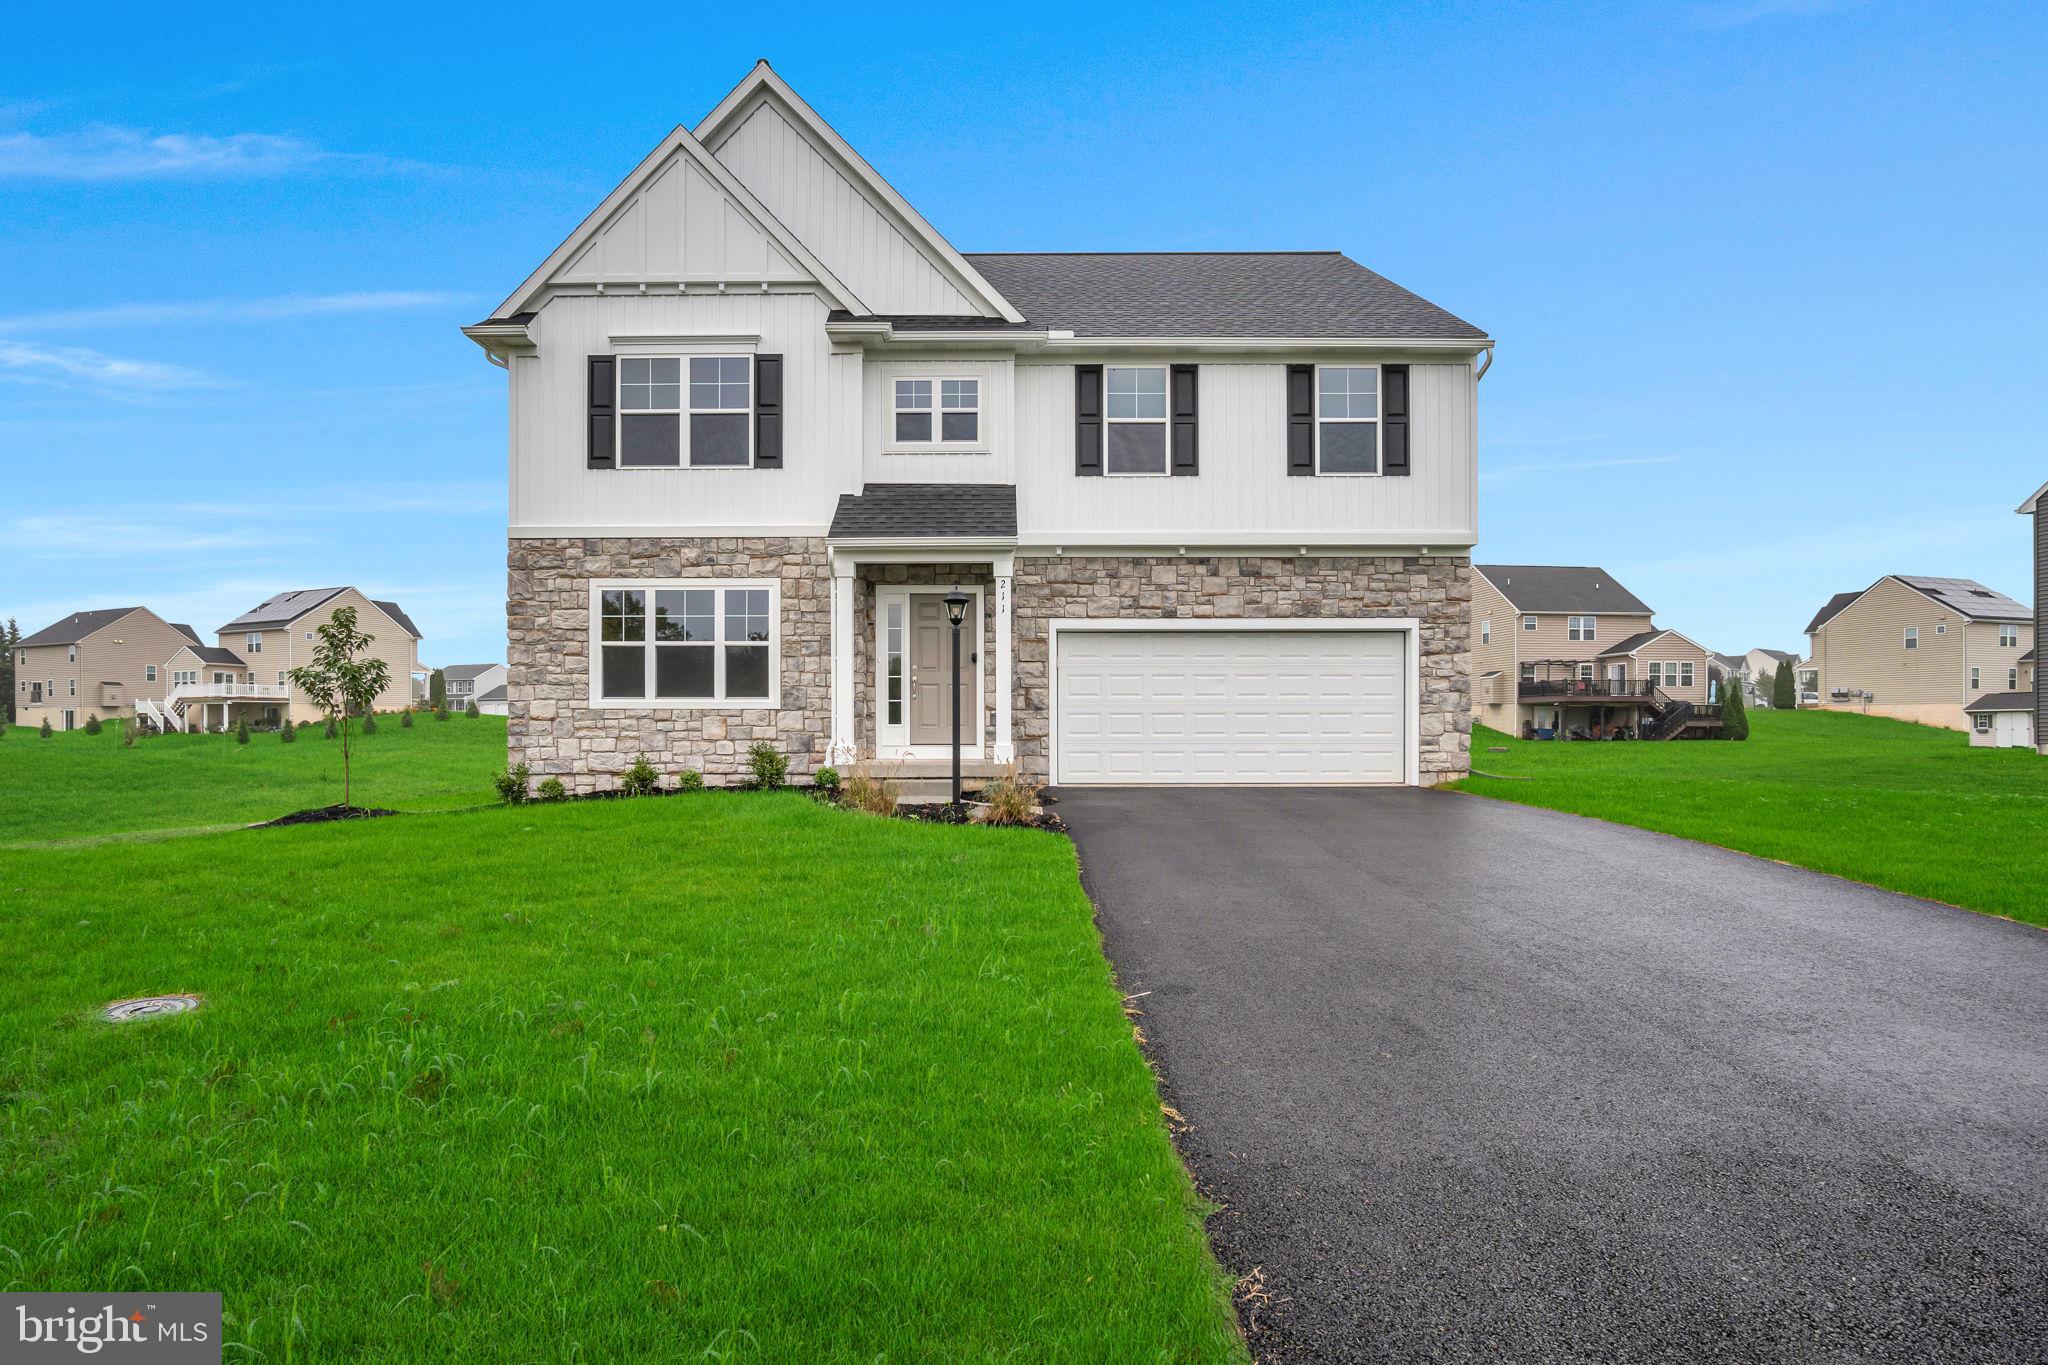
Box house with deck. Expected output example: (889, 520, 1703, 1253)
(1804, 575, 2032, 733)
(462, 62, 1491, 791)
(1471, 565, 1722, 739)
(2016, 479, 2048, 753)
(13, 607, 198, 732)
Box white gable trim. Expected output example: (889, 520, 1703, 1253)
(2019, 479, 2048, 515)
(492, 122, 865, 319)
(695, 63, 1024, 324)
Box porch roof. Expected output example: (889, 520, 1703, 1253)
(828, 483, 1017, 541)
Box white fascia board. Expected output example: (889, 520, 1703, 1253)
(490, 122, 866, 319)
(827, 536, 1019, 557)
(694, 63, 1025, 324)
(1017, 533, 1475, 553)
(510, 524, 829, 540)
(1031, 335, 1494, 354)
(2018, 478, 2048, 514)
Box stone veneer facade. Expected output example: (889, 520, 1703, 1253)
(507, 538, 1472, 790)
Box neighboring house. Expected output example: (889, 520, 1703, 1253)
(2024, 479, 2048, 754)
(462, 63, 1491, 790)
(1805, 576, 2034, 732)
(1964, 691, 2034, 748)
(148, 588, 422, 733)
(1742, 647, 1800, 703)
(1471, 565, 1721, 740)
(473, 683, 509, 717)
(13, 607, 198, 732)
(441, 663, 508, 709)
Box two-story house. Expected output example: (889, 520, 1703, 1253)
(14, 607, 199, 732)
(148, 588, 422, 733)
(1804, 575, 2033, 732)
(464, 64, 1490, 790)
(1471, 565, 1720, 739)
(1981, 481, 2048, 752)
(441, 663, 508, 713)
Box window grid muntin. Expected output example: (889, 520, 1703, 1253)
(593, 581, 779, 706)
(1315, 364, 1380, 476)
(1105, 365, 1168, 476)
(616, 355, 753, 469)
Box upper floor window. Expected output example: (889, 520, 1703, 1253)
(1971, 667, 1981, 691)
(1904, 627, 1918, 650)
(1522, 615, 1537, 631)
(1568, 616, 1597, 642)
(67, 645, 76, 662)
(1106, 366, 1168, 475)
(593, 581, 778, 707)
(145, 665, 157, 682)
(894, 378, 980, 445)
(2000, 625, 2020, 648)
(245, 633, 262, 653)
(617, 356, 752, 468)
(2010, 667, 2020, 690)
(1316, 366, 1379, 475)
(1480, 619, 1492, 644)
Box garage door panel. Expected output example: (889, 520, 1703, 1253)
(1056, 628, 1406, 785)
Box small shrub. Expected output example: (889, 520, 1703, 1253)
(536, 776, 567, 802)
(39, 719, 52, 739)
(979, 764, 1042, 826)
(235, 719, 250, 745)
(362, 713, 379, 735)
(324, 716, 339, 740)
(678, 769, 705, 792)
(121, 727, 135, 748)
(435, 708, 451, 722)
(280, 719, 296, 743)
(747, 741, 788, 791)
(401, 708, 414, 728)
(621, 755, 660, 797)
(465, 700, 479, 718)
(813, 765, 841, 795)
(1721, 677, 1750, 741)
(494, 762, 531, 805)
(83, 714, 102, 735)
(840, 763, 899, 817)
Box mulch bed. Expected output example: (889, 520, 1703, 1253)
(257, 805, 399, 828)
(896, 802, 1066, 833)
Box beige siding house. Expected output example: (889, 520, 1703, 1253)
(1805, 575, 2033, 732)
(1472, 565, 1722, 740)
(14, 607, 200, 731)
(2025, 478, 2048, 754)
(152, 588, 423, 733)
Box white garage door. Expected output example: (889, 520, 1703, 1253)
(1994, 711, 2033, 748)
(1054, 628, 1407, 785)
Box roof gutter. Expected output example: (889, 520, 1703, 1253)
(461, 320, 535, 368)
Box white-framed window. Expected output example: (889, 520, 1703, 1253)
(67, 645, 76, 662)
(1480, 619, 1492, 645)
(68, 679, 76, 696)
(304, 631, 314, 641)
(276, 671, 287, 687)
(1105, 365, 1168, 475)
(590, 579, 779, 707)
(1680, 661, 1696, 688)
(2001, 625, 2020, 648)
(212, 671, 235, 686)
(1315, 365, 1380, 475)
(893, 377, 980, 446)
(1567, 615, 1597, 642)
(1578, 663, 1595, 681)
(1975, 713, 1993, 734)
(1935, 624, 1946, 634)
(145, 665, 157, 682)
(245, 633, 262, 653)
(617, 356, 753, 468)
(1971, 667, 1981, 691)
(1522, 615, 1538, 632)
(2010, 667, 2020, 689)
(1903, 627, 1918, 650)
(1519, 663, 1535, 684)
(884, 599, 905, 727)
(172, 669, 196, 688)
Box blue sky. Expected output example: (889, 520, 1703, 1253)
(3, 1, 2043, 664)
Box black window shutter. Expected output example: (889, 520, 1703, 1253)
(1075, 364, 1103, 476)
(587, 355, 616, 470)
(754, 353, 783, 469)
(1383, 363, 1411, 477)
(1285, 363, 1314, 476)
(1170, 363, 1199, 476)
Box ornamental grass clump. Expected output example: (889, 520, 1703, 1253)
(979, 764, 1042, 827)
(839, 763, 899, 817)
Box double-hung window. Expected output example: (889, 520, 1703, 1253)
(2000, 625, 2020, 648)
(1105, 366, 1168, 474)
(1975, 714, 1993, 734)
(1522, 615, 1538, 632)
(593, 581, 778, 706)
(1904, 627, 1918, 651)
(1567, 615, 1597, 642)
(1480, 619, 1492, 645)
(245, 633, 262, 653)
(67, 646, 76, 663)
(617, 356, 752, 467)
(1316, 366, 1380, 474)
(893, 377, 980, 445)
(2010, 667, 2020, 690)
(1970, 667, 1981, 691)
(1679, 661, 1695, 688)
(145, 665, 157, 682)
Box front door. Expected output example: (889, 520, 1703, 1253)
(908, 593, 957, 745)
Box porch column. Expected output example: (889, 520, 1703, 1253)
(992, 552, 1015, 764)
(827, 557, 858, 765)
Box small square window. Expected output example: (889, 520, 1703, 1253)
(1975, 714, 1993, 733)
(1522, 616, 1537, 631)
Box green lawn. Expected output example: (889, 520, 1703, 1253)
(1453, 708, 2048, 925)
(0, 717, 505, 845)
(0, 790, 1242, 1359)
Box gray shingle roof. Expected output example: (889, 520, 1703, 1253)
(221, 588, 350, 631)
(1598, 629, 1673, 658)
(475, 683, 507, 705)
(829, 483, 1017, 540)
(2022, 647, 2037, 663)
(170, 623, 201, 645)
(1754, 647, 1800, 663)
(441, 663, 500, 683)
(371, 599, 422, 639)
(1805, 591, 1862, 635)
(18, 607, 142, 648)
(1895, 575, 2031, 622)
(1475, 565, 1653, 616)
(177, 645, 246, 667)
(1965, 691, 2034, 713)
(962, 252, 1487, 340)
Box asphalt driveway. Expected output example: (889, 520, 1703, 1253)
(1058, 787, 2048, 1363)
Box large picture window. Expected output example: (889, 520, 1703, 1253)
(1105, 366, 1168, 474)
(1316, 365, 1379, 474)
(592, 580, 779, 706)
(617, 356, 752, 468)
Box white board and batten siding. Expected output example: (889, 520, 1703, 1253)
(1013, 360, 1476, 545)
(1054, 624, 1412, 785)
(707, 97, 986, 317)
(860, 357, 1015, 486)
(551, 150, 815, 288)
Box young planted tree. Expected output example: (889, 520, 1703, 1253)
(429, 668, 447, 712)
(287, 606, 392, 809)
(1720, 669, 1750, 741)
(1772, 661, 1798, 710)
(0, 617, 17, 723)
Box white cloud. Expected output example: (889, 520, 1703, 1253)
(1689, 0, 1865, 29)
(5, 485, 500, 561)
(0, 291, 478, 333)
(0, 339, 220, 391)
(0, 125, 426, 180)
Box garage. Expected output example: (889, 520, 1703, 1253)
(1052, 625, 1409, 785)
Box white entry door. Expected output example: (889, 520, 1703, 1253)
(1054, 628, 1407, 785)
(1993, 711, 2032, 748)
